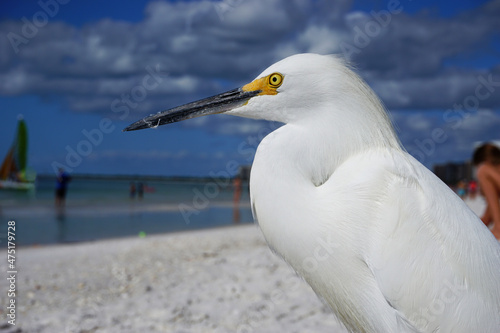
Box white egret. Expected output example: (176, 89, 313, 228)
(124, 54, 500, 332)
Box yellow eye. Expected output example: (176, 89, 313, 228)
(268, 73, 283, 88)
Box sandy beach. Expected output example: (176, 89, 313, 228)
(0, 197, 486, 333)
(1, 224, 346, 333)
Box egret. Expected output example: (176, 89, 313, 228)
(124, 54, 500, 332)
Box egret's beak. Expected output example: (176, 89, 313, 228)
(123, 87, 260, 131)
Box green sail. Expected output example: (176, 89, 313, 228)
(15, 119, 28, 172)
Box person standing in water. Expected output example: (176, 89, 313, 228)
(129, 182, 137, 199)
(137, 182, 144, 200)
(55, 168, 71, 208)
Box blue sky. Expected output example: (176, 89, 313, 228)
(0, 0, 499, 176)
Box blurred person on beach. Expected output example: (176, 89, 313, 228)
(130, 182, 136, 199)
(55, 168, 71, 208)
(137, 182, 144, 200)
(457, 180, 467, 199)
(473, 143, 500, 240)
(233, 175, 242, 223)
(468, 179, 478, 199)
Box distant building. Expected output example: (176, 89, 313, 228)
(433, 161, 473, 185)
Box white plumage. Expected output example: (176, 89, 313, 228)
(126, 53, 500, 332)
(243, 54, 500, 332)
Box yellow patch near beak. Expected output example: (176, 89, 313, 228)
(242, 72, 283, 96)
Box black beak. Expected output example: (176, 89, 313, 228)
(123, 87, 260, 131)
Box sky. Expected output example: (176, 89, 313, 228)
(0, 0, 499, 177)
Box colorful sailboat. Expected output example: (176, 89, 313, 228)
(0, 117, 36, 190)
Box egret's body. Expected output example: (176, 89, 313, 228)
(125, 54, 500, 332)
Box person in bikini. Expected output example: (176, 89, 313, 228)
(473, 143, 500, 240)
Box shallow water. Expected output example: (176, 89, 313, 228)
(0, 176, 253, 246)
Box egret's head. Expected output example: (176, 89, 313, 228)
(123, 53, 378, 131)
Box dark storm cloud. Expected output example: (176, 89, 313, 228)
(0, 0, 499, 123)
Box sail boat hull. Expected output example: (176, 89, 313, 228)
(0, 179, 35, 191)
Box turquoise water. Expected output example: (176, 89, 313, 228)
(0, 176, 253, 246)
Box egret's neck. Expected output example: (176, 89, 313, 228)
(250, 102, 400, 267)
(280, 105, 401, 186)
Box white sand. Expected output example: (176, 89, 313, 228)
(0, 197, 487, 332)
(1, 224, 346, 333)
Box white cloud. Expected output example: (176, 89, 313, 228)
(297, 24, 345, 54)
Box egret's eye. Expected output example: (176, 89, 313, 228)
(268, 73, 283, 88)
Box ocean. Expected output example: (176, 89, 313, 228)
(0, 176, 253, 246)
